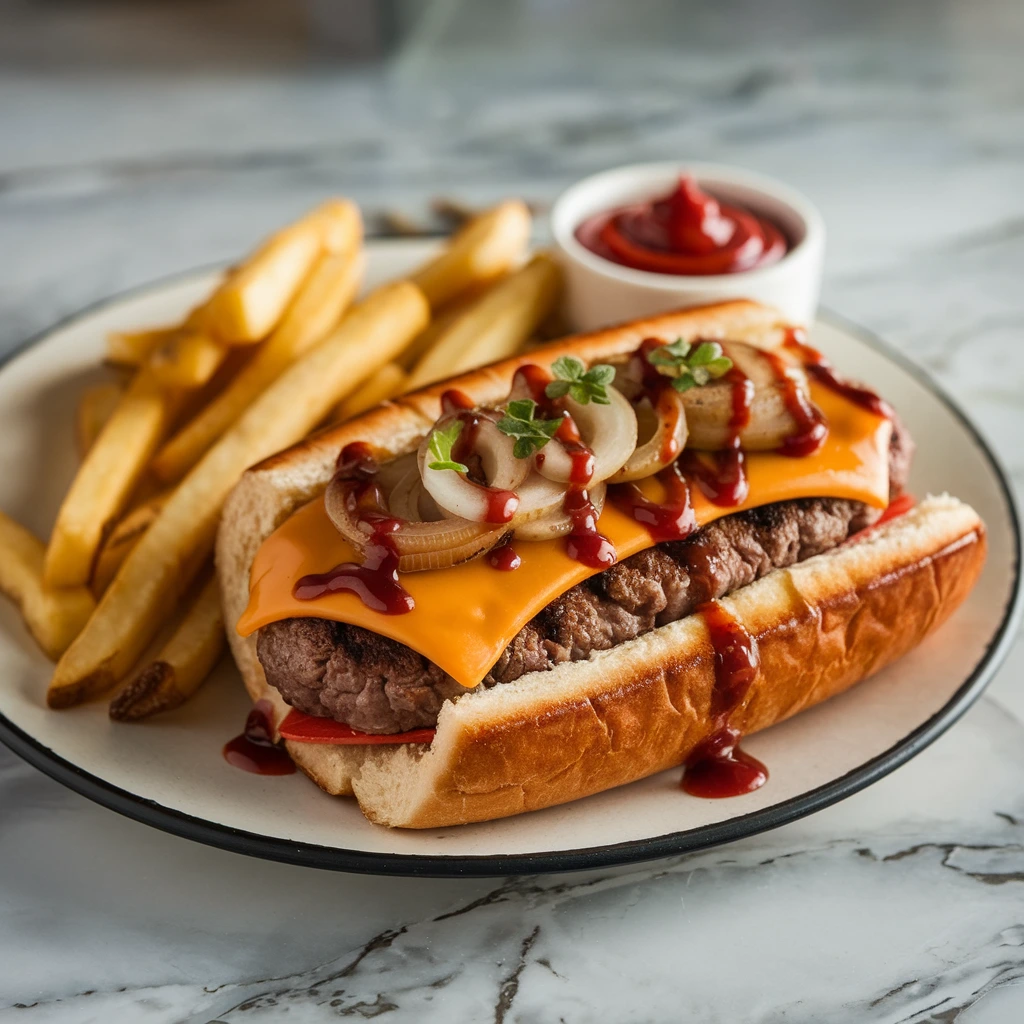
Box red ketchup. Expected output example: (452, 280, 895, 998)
(293, 442, 415, 614)
(611, 461, 698, 542)
(678, 365, 753, 507)
(682, 602, 767, 798)
(223, 700, 296, 775)
(576, 175, 788, 276)
(783, 328, 893, 420)
(762, 349, 829, 457)
(487, 542, 522, 571)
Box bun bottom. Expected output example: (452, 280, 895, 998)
(275, 495, 984, 828)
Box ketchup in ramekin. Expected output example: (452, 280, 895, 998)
(575, 175, 788, 276)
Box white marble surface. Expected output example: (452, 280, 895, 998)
(2, 1, 1024, 1020)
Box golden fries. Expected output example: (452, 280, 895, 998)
(75, 381, 124, 458)
(106, 327, 179, 368)
(148, 330, 227, 390)
(152, 249, 364, 483)
(0, 511, 95, 660)
(203, 200, 361, 344)
(407, 252, 561, 389)
(410, 199, 530, 309)
(109, 574, 224, 721)
(90, 490, 170, 597)
(44, 371, 178, 589)
(335, 361, 409, 420)
(47, 280, 429, 708)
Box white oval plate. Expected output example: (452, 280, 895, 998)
(0, 240, 1019, 876)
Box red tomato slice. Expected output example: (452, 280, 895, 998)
(279, 708, 435, 745)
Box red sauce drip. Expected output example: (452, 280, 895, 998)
(556, 413, 596, 485)
(610, 462, 698, 542)
(683, 727, 768, 798)
(576, 175, 788, 276)
(783, 329, 893, 419)
(441, 388, 475, 414)
(682, 602, 767, 798)
(223, 700, 296, 775)
(656, 387, 686, 464)
(761, 349, 829, 457)
(678, 366, 752, 507)
(295, 442, 415, 614)
(513, 364, 553, 405)
(293, 541, 413, 613)
(564, 487, 616, 569)
(486, 543, 522, 571)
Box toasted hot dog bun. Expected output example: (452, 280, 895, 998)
(216, 301, 986, 828)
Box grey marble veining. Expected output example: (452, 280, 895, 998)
(1, 1, 1023, 1020)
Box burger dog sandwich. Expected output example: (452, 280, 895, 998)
(218, 300, 986, 827)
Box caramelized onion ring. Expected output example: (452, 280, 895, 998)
(609, 389, 688, 483)
(682, 341, 810, 451)
(324, 473, 504, 573)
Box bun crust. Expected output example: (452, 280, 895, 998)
(215, 302, 986, 828)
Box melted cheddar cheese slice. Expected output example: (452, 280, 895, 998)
(239, 383, 891, 687)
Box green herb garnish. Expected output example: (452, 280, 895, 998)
(647, 338, 733, 392)
(544, 356, 617, 405)
(426, 420, 469, 473)
(496, 399, 564, 459)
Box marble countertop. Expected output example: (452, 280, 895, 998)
(2, 1, 1024, 1020)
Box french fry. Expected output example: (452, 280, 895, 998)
(410, 199, 530, 309)
(75, 381, 124, 458)
(203, 199, 361, 344)
(108, 573, 224, 721)
(106, 327, 179, 368)
(148, 330, 227, 390)
(47, 280, 429, 707)
(151, 249, 364, 483)
(407, 253, 561, 389)
(44, 371, 178, 589)
(335, 362, 409, 421)
(90, 491, 170, 597)
(0, 511, 95, 660)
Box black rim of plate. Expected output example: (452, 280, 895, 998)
(0, 260, 1020, 878)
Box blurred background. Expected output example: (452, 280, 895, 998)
(1, 0, 1022, 447)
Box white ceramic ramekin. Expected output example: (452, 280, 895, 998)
(550, 162, 825, 331)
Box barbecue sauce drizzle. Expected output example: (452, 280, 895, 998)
(682, 602, 767, 797)
(783, 328, 893, 419)
(293, 442, 415, 614)
(223, 700, 296, 775)
(678, 364, 754, 507)
(512, 364, 615, 569)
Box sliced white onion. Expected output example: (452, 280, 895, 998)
(507, 470, 567, 522)
(512, 483, 607, 542)
(609, 389, 688, 483)
(389, 468, 442, 523)
(474, 419, 530, 492)
(564, 387, 637, 483)
(417, 441, 519, 524)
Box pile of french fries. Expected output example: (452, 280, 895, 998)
(0, 197, 562, 721)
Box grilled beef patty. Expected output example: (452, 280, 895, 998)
(257, 419, 913, 734)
